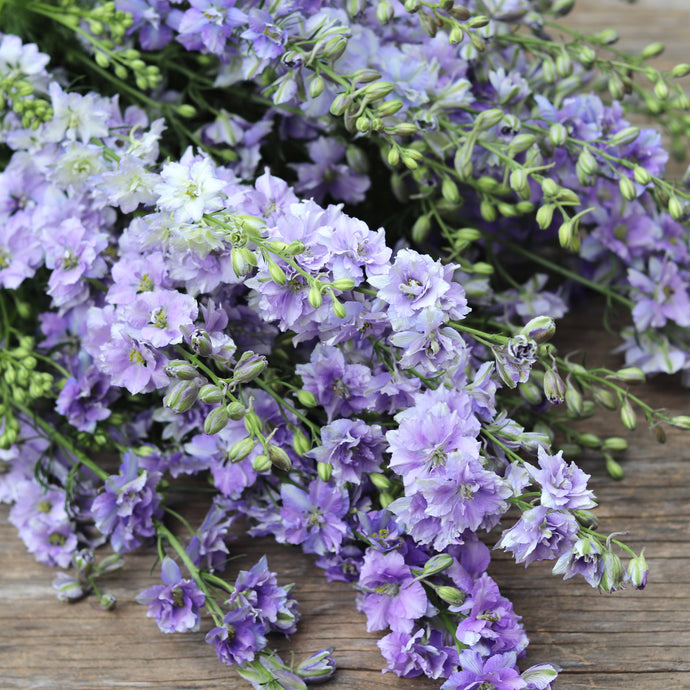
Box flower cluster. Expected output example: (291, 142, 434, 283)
(0, 0, 686, 686)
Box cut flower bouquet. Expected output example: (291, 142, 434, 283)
(0, 0, 688, 687)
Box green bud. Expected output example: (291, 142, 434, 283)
(610, 126, 640, 147)
(670, 415, 690, 429)
(641, 42, 665, 59)
(441, 177, 460, 204)
(627, 550, 648, 589)
(227, 436, 257, 463)
(252, 454, 272, 472)
(520, 315, 556, 343)
(308, 285, 323, 309)
(619, 175, 637, 201)
(226, 401, 246, 420)
(435, 585, 466, 605)
(176, 104, 196, 118)
(375, 99, 403, 118)
(508, 134, 537, 155)
(655, 79, 670, 101)
(330, 278, 356, 292)
(672, 63, 690, 78)
(605, 453, 624, 480)
(565, 384, 584, 416)
(519, 381, 543, 406)
(668, 195, 684, 220)
(292, 428, 311, 456)
(233, 352, 268, 385)
(655, 425, 667, 443)
(163, 380, 200, 413)
(558, 442, 582, 457)
(600, 551, 626, 592)
(376, 0, 394, 23)
(549, 123, 568, 146)
(422, 553, 454, 576)
(593, 387, 618, 410)
(536, 204, 555, 230)
(387, 146, 400, 167)
(369, 473, 391, 490)
(297, 390, 319, 407)
(198, 384, 224, 405)
(411, 214, 432, 244)
(317, 461, 333, 482)
(475, 108, 504, 130)
(204, 406, 230, 435)
(577, 433, 601, 449)
(267, 444, 292, 472)
(613, 367, 645, 383)
(479, 199, 497, 222)
(632, 166, 652, 185)
(602, 436, 628, 452)
(267, 259, 287, 285)
(331, 298, 347, 319)
(379, 491, 393, 508)
(308, 75, 325, 98)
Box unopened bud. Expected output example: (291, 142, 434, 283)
(163, 379, 200, 413)
(204, 406, 230, 435)
(232, 352, 266, 388)
(422, 553, 454, 576)
(602, 436, 628, 452)
(520, 316, 556, 343)
(565, 384, 584, 416)
(296, 648, 336, 683)
(577, 433, 601, 449)
(190, 330, 213, 357)
(620, 399, 637, 430)
(228, 437, 258, 463)
(267, 444, 292, 471)
(600, 551, 626, 592)
(369, 473, 391, 490)
(252, 454, 272, 472)
(536, 204, 555, 230)
(317, 461, 332, 482)
(164, 360, 198, 380)
(435, 585, 466, 605)
(292, 428, 311, 456)
(670, 415, 690, 429)
(308, 284, 323, 308)
(198, 384, 224, 405)
(605, 453, 624, 480)
(543, 369, 566, 405)
(627, 551, 648, 589)
(619, 175, 637, 201)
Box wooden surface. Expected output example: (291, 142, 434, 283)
(2, 2, 690, 689)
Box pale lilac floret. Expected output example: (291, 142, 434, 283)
(525, 447, 596, 511)
(135, 557, 206, 633)
(125, 289, 199, 348)
(496, 505, 579, 566)
(356, 549, 428, 633)
(441, 650, 527, 690)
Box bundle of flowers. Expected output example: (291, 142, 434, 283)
(0, 1, 687, 687)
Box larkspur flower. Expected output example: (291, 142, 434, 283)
(136, 557, 206, 633)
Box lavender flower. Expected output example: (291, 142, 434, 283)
(136, 557, 206, 633)
(205, 605, 267, 666)
(90, 452, 163, 553)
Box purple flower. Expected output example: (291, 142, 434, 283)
(296, 344, 372, 421)
(55, 366, 114, 433)
(205, 605, 267, 666)
(453, 573, 528, 656)
(126, 288, 199, 348)
(279, 479, 349, 556)
(136, 557, 205, 633)
(308, 418, 385, 485)
(441, 650, 527, 690)
(493, 335, 538, 388)
(377, 627, 458, 679)
(90, 452, 163, 553)
(240, 9, 287, 60)
(173, 0, 248, 56)
(628, 257, 690, 331)
(229, 555, 300, 634)
(369, 249, 469, 329)
(525, 447, 597, 511)
(117, 0, 174, 50)
(552, 536, 604, 587)
(291, 137, 370, 204)
(185, 500, 235, 571)
(356, 549, 429, 633)
(496, 505, 579, 565)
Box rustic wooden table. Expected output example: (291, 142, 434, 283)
(2, 1, 690, 689)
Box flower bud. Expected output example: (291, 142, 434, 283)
(640, 42, 665, 59)
(620, 399, 637, 430)
(317, 461, 333, 482)
(267, 259, 287, 285)
(163, 360, 198, 380)
(605, 453, 624, 480)
(619, 175, 637, 201)
(227, 436, 258, 463)
(73, 549, 95, 576)
(204, 406, 230, 435)
(549, 123, 568, 146)
(308, 284, 323, 308)
(593, 387, 618, 410)
(243, 410, 263, 436)
(435, 585, 466, 605)
(330, 278, 356, 292)
(422, 553, 454, 576)
(226, 401, 246, 420)
(599, 551, 626, 592)
(267, 444, 292, 472)
(52, 573, 88, 602)
(601, 436, 628, 452)
(475, 108, 504, 130)
(577, 433, 601, 449)
(543, 369, 566, 405)
(163, 379, 200, 413)
(411, 214, 431, 243)
(296, 390, 318, 408)
(252, 454, 272, 472)
(232, 352, 267, 386)
(565, 384, 584, 416)
(190, 329, 213, 357)
(670, 415, 690, 429)
(292, 428, 311, 456)
(331, 298, 347, 319)
(520, 315, 556, 343)
(536, 204, 555, 230)
(296, 648, 336, 683)
(97, 593, 118, 610)
(198, 383, 224, 405)
(612, 367, 645, 383)
(627, 550, 648, 589)
(441, 177, 460, 204)
(508, 134, 536, 155)
(610, 126, 640, 147)
(369, 473, 390, 490)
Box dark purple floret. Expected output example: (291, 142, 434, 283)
(205, 605, 268, 666)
